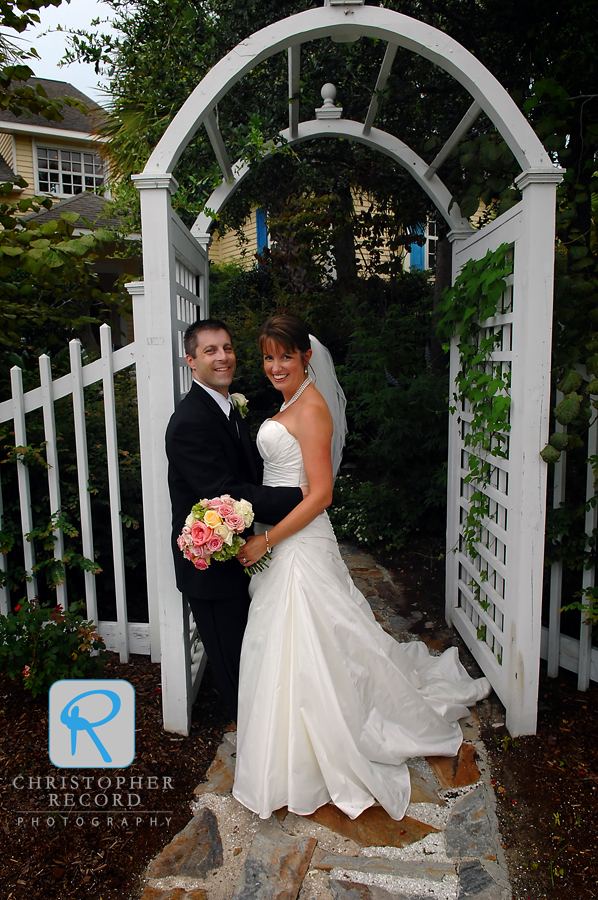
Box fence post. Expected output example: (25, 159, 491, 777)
(126, 282, 161, 664)
(579, 418, 598, 690)
(547, 396, 566, 678)
(0, 480, 9, 614)
(11, 366, 37, 601)
(69, 339, 98, 624)
(39, 353, 68, 611)
(100, 324, 130, 663)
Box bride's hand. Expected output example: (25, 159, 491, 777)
(236, 535, 268, 567)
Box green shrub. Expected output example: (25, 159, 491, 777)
(0, 600, 108, 698)
(329, 475, 413, 552)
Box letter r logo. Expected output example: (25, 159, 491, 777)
(49, 680, 135, 768)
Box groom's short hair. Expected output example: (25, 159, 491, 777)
(184, 318, 233, 357)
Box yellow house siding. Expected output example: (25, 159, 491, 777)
(352, 190, 409, 274)
(0, 131, 14, 169)
(209, 207, 260, 266)
(207, 198, 410, 275)
(14, 134, 35, 196)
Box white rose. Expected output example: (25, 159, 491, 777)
(214, 524, 234, 546)
(235, 499, 254, 526)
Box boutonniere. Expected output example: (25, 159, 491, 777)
(230, 392, 249, 419)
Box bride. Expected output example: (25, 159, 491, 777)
(234, 314, 490, 821)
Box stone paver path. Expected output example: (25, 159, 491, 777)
(140, 545, 511, 900)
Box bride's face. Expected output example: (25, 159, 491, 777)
(262, 341, 311, 395)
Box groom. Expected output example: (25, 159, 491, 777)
(165, 318, 304, 719)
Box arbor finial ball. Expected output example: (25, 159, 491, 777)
(321, 83, 337, 102)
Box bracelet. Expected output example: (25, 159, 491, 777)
(265, 530, 272, 553)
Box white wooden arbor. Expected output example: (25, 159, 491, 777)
(130, 2, 561, 736)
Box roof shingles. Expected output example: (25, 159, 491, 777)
(0, 77, 105, 133)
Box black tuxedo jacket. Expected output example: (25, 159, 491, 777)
(165, 382, 302, 600)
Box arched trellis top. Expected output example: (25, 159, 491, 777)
(191, 119, 473, 236)
(139, 5, 553, 181)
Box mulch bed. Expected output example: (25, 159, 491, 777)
(481, 671, 598, 899)
(0, 657, 229, 900)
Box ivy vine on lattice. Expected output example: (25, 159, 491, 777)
(436, 242, 513, 562)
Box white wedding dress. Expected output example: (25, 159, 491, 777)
(232, 418, 491, 821)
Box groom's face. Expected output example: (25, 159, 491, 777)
(186, 328, 236, 396)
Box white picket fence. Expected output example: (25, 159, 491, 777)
(0, 324, 150, 659)
(543, 380, 598, 689)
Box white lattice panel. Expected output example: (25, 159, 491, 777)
(447, 186, 557, 736)
(175, 257, 203, 398)
(453, 266, 513, 675)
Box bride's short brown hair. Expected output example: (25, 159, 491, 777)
(259, 315, 311, 356)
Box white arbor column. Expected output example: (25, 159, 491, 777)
(505, 169, 562, 734)
(129, 174, 192, 735)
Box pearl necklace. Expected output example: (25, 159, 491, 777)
(280, 376, 312, 412)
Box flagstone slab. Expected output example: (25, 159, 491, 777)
(457, 860, 504, 898)
(384, 615, 412, 633)
(194, 738, 237, 797)
(407, 767, 443, 805)
(329, 878, 418, 900)
(458, 710, 480, 744)
(315, 855, 457, 883)
(231, 826, 316, 900)
(350, 566, 385, 582)
(445, 788, 496, 861)
(303, 804, 439, 848)
(426, 744, 480, 789)
(140, 890, 208, 900)
(146, 807, 223, 879)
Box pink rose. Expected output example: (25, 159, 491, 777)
(191, 521, 213, 546)
(218, 503, 234, 518)
(225, 513, 245, 532)
(177, 534, 188, 550)
(194, 557, 209, 570)
(207, 535, 223, 553)
(208, 498, 223, 509)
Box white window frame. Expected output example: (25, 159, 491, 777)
(33, 140, 105, 198)
(425, 217, 438, 272)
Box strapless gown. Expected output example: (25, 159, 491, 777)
(232, 419, 491, 821)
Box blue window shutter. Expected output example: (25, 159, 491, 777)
(256, 207, 267, 254)
(410, 241, 425, 270)
(410, 224, 425, 270)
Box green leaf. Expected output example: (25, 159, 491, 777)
(549, 432, 569, 451)
(541, 445, 561, 464)
(586, 355, 598, 376)
(554, 392, 582, 425)
(557, 371, 583, 394)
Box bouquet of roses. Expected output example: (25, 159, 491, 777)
(177, 494, 268, 575)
